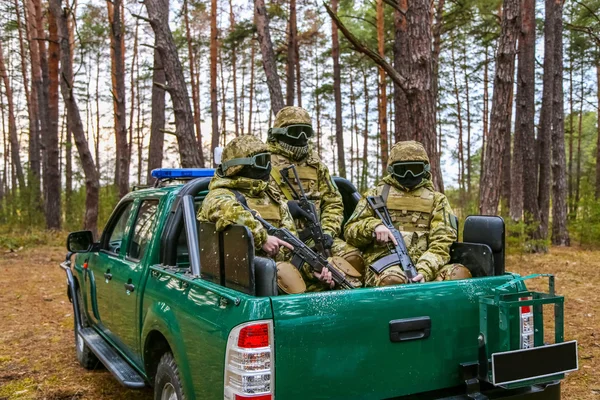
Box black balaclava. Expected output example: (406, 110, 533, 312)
(395, 175, 423, 189)
(236, 164, 272, 182)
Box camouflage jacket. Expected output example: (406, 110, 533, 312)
(343, 176, 457, 281)
(197, 175, 297, 253)
(267, 142, 345, 237)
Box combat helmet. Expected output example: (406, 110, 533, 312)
(219, 135, 270, 177)
(389, 141, 430, 164)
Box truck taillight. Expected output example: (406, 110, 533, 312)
(224, 320, 274, 400)
(520, 297, 534, 349)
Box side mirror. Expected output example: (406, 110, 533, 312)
(67, 231, 94, 253)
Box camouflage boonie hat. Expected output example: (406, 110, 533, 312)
(221, 135, 269, 177)
(273, 106, 312, 128)
(389, 141, 430, 164)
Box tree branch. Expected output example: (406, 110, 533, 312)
(381, 0, 407, 15)
(573, 0, 600, 26)
(131, 13, 151, 23)
(566, 22, 600, 45)
(324, 2, 408, 89)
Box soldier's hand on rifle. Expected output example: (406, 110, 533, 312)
(314, 267, 335, 289)
(262, 235, 294, 257)
(412, 273, 425, 283)
(374, 224, 398, 245)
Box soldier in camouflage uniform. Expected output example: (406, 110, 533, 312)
(266, 106, 365, 279)
(344, 141, 471, 286)
(197, 135, 335, 294)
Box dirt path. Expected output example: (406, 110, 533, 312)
(0, 246, 596, 399)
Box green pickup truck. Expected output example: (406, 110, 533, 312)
(61, 168, 578, 400)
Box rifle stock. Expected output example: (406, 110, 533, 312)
(366, 195, 419, 283)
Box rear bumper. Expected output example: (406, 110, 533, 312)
(391, 381, 561, 400)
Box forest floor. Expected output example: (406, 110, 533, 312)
(0, 246, 597, 400)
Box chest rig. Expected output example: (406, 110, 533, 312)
(380, 184, 435, 233)
(243, 193, 282, 227)
(271, 154, 322, 215)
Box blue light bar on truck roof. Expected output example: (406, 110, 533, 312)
(151, 168, 216, 180)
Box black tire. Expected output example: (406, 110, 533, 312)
(154, 352, 185, 400)
(74, 287, 100, 369)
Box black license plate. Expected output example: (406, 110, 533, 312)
(491, 340, 578, 386)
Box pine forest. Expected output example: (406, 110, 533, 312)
(0, 0, 599, 252)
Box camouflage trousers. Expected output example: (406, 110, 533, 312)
(365, 263, 472, 287)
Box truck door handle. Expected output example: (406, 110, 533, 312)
(389, 317, 431, 342)
(104, 273, 112, 281)
(124, 283, 135, 292)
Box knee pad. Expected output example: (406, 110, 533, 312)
(342, 250, 365, 276)
(436, 264, 472, 281)
(377, 270, 407, 287)
(327, 256, 363, 288)
(276, 262, 306, 294)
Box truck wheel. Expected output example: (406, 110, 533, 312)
(154, 353, 185, 400)
(74, 288, 99, 369)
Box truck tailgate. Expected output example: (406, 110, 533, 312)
(270, 275, 516, 400)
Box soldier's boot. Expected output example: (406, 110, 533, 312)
(435, 263, 472, 281)
(276, 262, 306, 294)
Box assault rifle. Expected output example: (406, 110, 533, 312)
(237, 201, 355, 290)
(366, 195, 419, 283)
(278, 165, 331, 258)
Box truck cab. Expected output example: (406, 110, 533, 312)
(60, 168, 577, 400)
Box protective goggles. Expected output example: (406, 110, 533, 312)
(387, 161, 430, 178)
(222, 152, 271, 172)
(269, 124, 314, 140)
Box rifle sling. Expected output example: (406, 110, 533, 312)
(271, 168, 295, 200)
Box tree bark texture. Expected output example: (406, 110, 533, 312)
(145, 0, 202, 168)
(518, 0, 541, 240)
(147, 7, 167, 183)
(331, 0, 346, 178)
(229, 0, 240, 137)
(377, 0, 388, 176)
(45, 10, 61, 229)
(183, 0, 205, 162)
(550, 0, 569, 246)
(479, 0, 519, 215)
(49, 0, 100, 236)
(254, 0, 284, 115)
(0, 41, 26, 189)
(511, 0, 535, 222)
(210, 0, 219, 164)
(286, 0, 297, 106)
(107, 0, 129, 198)
(537, 0, 554, 239)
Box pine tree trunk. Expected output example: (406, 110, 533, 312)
(537, 0, 554, 239)
(575, 66, 583, 218)
(229, 0, 240, 136)
(295, 32, 302, 107)
(107, 0, 129, 198)
(145, 0, 202, 168)
(432, 0, 445, 104)
(45, 10, 61, 229)
(331, 0, 346, 178)
(0, 41, 26, 189)
(24, 0, 41, 186)
(479, 0, 519, 215)
(450, 44, 464, 206)
(247, 37, 256, 135)
(183, 0, 205, 161)
(567, 47, 574, 218)
(361, 67, 370, 192)
(286, 0, 297, 106)
(147, 6, 167, 183)
(254, 0, 284, 114)
(510, 0, 535, 222)
(210, 0, 219, 163)
(463, 43, 472, 196)
(393, 1, 410, 143)
(481, 47, 489, 187)
(376, 0, 388, 176)
(49, 0, 100, 236)
(520, 0, 540, 243)
(550, 0, 569, 246)
(129, 19, 139, 174)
